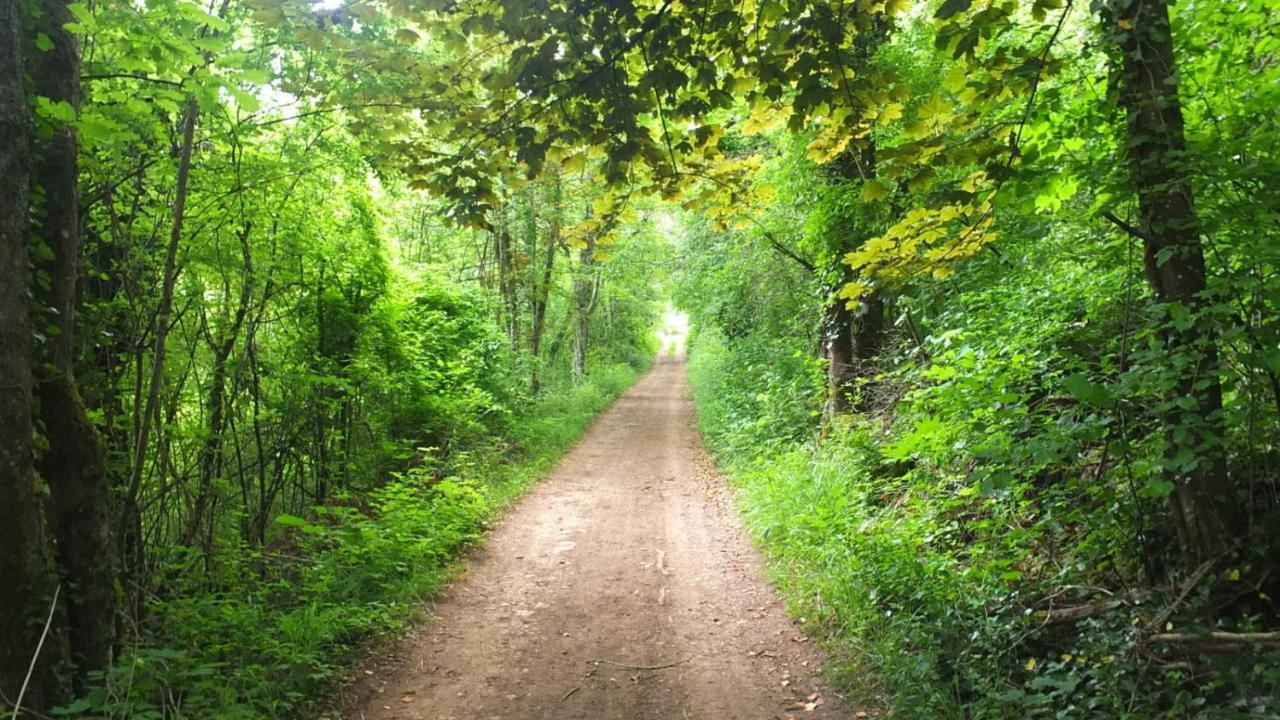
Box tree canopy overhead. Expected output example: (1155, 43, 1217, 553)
(2, 0, 1278, 716)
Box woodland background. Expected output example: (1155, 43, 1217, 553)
(1, 0, 1278, 717)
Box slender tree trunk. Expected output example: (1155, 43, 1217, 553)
(495, 225, 520, 349)
(1110, 0, 1238, 563)
(246, 301, 272, 544)
(0, 2, 71, 706)
(572, 236, 598, 385)
(529, 175, 562, 394)
(122, 96, 198, 575)
(190, 225, 252, 558)
(29, 0, 116, 684)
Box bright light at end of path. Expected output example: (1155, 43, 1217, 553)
(657, 309, 689, 359)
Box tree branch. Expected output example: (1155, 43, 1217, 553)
(82, 72, 185, 87)
(766, 236, 816, 272)
(1101, 209, 1155, 244)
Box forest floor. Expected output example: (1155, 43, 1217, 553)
(346, 356, 846, 720)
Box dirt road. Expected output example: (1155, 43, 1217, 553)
(355, 358, 846, 720)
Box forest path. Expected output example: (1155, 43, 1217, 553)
(352, 357, 846, 720)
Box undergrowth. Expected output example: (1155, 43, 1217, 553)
(684, 226, 1280, 718)
(56, 362, 642, 720)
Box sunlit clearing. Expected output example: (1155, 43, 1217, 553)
(657, 308, 689, 359)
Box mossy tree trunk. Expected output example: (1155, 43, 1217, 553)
(30, 0, 117, 684)
(0, 0, 71, 707)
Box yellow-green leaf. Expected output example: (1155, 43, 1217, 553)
(861, 179, 890, 202)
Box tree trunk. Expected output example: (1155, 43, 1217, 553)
(823, 288, 884, 417)
(1110, 0, 1238, 563)
(190, 225, 252, 558)
(571, 236, 598, 385)
(820, 17, 891, 422)
(496, 226, 520, 349)
(0, 1, 71, 707)
(822, 140, 886, 420)
(123, 96, 198, 565)
(529, 174, 561, 394)
(30, 0, 116, 685)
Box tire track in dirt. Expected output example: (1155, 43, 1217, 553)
(352, 357, 846, 720)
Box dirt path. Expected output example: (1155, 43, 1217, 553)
(354, 358, 846, 720)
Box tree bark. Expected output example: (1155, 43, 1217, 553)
(823, 287, 883, 417)
(822, 141, 886, 420)
(571, 235, 599, 385)
(30, 0, 117, 682)
(821, 18, 890, 421)
(0, 0, 71, 706)
(1110, 0, 1238, 563)
(529, 174, 561, 394)
(496, 226, 520, 349)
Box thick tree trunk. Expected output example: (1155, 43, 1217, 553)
(0, 1, 71, 707)
(823, 295, 856, 417)
(823, 140, 886, 420)
(823, 288, 883, 417)
(30, 0, 116, 684)
(1111, 0, 1238, 562)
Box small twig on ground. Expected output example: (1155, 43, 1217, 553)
(1150, 631, 1280, 647)
(13, 586, 60, 720)
(1143, 555, 1221, 639)
(1042, 593, 1150, 624)
(586, 657, 690, 671)
(0, 688, 57, 720)
(560, 687, 580, 702)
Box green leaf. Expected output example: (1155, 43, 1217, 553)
(1063, 373, 1114, 409)
(934, 0, 973, 20)
(1139, 478, 1175, 499)
(276, 513, 325, 535)
(35, 96, 77, 123)
(860, 179, 890, 202)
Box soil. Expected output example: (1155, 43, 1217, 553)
(351, 357, 848, 719)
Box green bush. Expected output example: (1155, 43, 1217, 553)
(56, 361, 644, 720)
(685, 228, 1280, 718)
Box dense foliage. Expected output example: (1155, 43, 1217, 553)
(1, 0, 663, 714)
(674, 3, 1280, 714)
(3, 0, 1277, 717)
